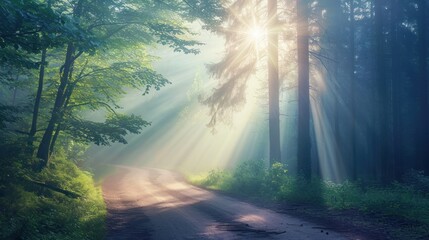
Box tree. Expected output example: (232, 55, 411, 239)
(33, 0, 225, 166)
(390, 0, 403, 180)
(203, 0, 284, 165)
(296, 0, 311, 179)
(374, 0, 388, 182)
(268, 0, 281, 164)
(416, 0, 428, 173)
(203, 0, 260, 128)
(349, 0, 357, 180)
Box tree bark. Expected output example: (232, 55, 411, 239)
(49, 74, 76, 156)
(49, 123, 61, 155)
(417, 0, 428, 173)
(36, 43, 75, 166)
(374, 0, 388, 183)
(390, 0, 402, 180)
(28, 49, 47, 149)
(268, 0, 281, 165)
(349, 0, 357, 180)
(297, 0, 311, 179)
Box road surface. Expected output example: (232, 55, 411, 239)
(102, 166, 352, 240)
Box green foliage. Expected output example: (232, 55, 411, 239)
(0, 0, 63, 52)
(66, 114, 150, 146)
(230, 160, 266, 195)
(0, 154, 106, 240)
(1, 0, 226, 158)
(0, 105, 18, 129)
(322, 181, 360, 208)
(402, 169, 429, 193)
(194, 162, 429, 226)
(200, 169, 233, 190)
(266, 162, 289, 195)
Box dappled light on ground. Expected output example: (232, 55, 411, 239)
(103, 166, 349, 239)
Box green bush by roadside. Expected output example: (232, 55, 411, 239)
(0, 154, 106, 240)
(191, 160, 429, 226)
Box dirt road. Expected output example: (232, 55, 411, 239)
(102, 166, 351, 239)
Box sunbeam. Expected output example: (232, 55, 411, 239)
(86, 27, 268, 174)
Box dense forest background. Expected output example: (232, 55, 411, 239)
(201, 0, 429, 183)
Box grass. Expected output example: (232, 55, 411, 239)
(190, 160, 429, 227)
(0, 155, 106, 240)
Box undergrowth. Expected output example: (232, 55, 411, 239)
(190, 160, 429, 226)
(0, 145, 106, 240)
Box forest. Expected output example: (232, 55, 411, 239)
(1, 0, 429, 239)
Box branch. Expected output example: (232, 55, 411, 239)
(309, 50, 337, 63)
(22, 177, 82, 198)
(0, 29, 42, 38)
(66, 101, 118, 114)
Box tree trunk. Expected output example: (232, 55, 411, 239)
(390, 0, 402, 180)
(417, 0, 428, 173)
(374, 0, 388, 183)
(297, 0, 311, 179)
(28, 49, 47, 149)
(49, 73, 76, 156)
(349, 0, 357, 180)
(49, 123, 61, 155)
(268, 0, 281, 165)
(36, 43, 75, 166)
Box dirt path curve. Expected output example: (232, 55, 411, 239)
(102, 166, 351, 240)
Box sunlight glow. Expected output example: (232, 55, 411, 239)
(249, 26, 264, 41)
(311, 70, 347, 182)
(87, 29, 268, 174)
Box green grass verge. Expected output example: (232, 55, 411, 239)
(189, 160, 429, 226)
(0, 156, 106, 240)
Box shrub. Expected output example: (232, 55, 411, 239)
(0, 156, 106, 240)
(201, 169, 232, 190)
(230, 160, 267, 196)
(193, 161, 429, 227)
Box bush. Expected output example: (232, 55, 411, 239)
(230, 160, 267, 195)
(266, 162, 289, 195)
(193, 161, 429, 226)
(0, 156, 106, 240)
(402, 169, 429, 193)
(322, 181, 361, 209)
(201, 169, 232, 190)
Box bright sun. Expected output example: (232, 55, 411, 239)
(249, 26, 264, 41)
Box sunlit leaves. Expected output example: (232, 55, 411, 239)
(0, 0, 226, 154)
(66, 114, 150, 145)
(181, 0, 226, 31)
(149, 23, 203, 54)
(202, 0, 262, 127)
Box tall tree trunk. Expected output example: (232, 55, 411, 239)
(36, 43, 75, 166)
(390, 0, 402, 180)
(367, 0, 377, 181)
(268, 0, 281, 165)
(417, 0, 428, 173)
(374, 0, 388, 183)
(297, 0, 311, 179)
(49, 123, 61, 155)
(328, 0, 343, 174)
(49, 70, 76, 156)
(349, 0, 357, 180)
(28, 49, 47, 149)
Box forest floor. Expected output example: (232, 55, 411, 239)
(102, 165, 368, 239)
(200, 184, 429, 240)
(223, 192, 428, 240)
